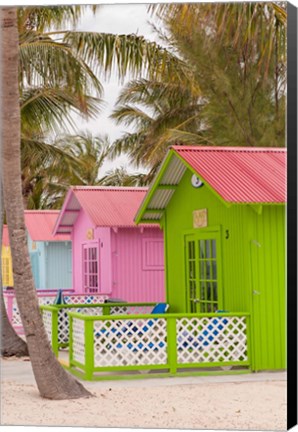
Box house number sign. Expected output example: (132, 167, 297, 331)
(86, 228, 94, 240)
(193, 209, 208, 228)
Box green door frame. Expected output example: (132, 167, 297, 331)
(183, 227, 223, 313)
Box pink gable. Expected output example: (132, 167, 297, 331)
(54, 187, 157, 234)
(74, 187, 150, 227)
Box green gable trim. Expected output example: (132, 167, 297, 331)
(135, 149, 174, 224)
(135, 149, 230, 224)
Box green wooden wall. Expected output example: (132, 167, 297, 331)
(162, 169, 285, 371)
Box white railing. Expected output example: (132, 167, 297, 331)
(41, 302, 156, 351)
(67, 311, 251, 380)
(93, 317, 168, 367)
(4, 290, 108, 334)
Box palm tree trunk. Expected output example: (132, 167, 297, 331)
(0, 7, 92, 400)
(1, 292, 29, 357)
(1, 179, 29, 357)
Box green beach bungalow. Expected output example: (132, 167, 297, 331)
(135, 146, 286, 372)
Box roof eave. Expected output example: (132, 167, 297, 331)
(134, 149, 175, 224)
(52, 188, 77, 236)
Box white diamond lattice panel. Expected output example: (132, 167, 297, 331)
(58, 307, 103, 344)
(43, 310, 52, 342)
(109, 305, 153, 315)
(38, 296, 56, 306)
(12, 298, 22, 326)
(109, 306, 128, 315)
(72, 318, 85, 365)
(65, 295, 108, 304)
(94, 318, 168, 367)
(176, 316, 248, 364)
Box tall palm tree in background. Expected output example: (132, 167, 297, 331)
(110, 76, 202, 182)
(109, 2, 286, 182)
(25, 132, 111, 209)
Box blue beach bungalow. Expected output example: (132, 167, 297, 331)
(24, 210, 72, 290)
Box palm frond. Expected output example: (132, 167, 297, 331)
(21, 86, 102, 135)
(18, 5, 100, 32)
(99, 167, 149, 187)
(19, 31, 103, 96)
(63, 31, 192, 83)
(108, 132, 145, 161)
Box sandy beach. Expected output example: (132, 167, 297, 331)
(0, 357, 287, 430)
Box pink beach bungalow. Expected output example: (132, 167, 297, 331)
(53, 187, 165, 302)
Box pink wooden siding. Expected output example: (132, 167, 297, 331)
(110, 228, 165, 302)
(72, 209, 96, 294)
(71, 209, 165, 301)
(142, 238, 164, 270)
(94, 227, 113, 294)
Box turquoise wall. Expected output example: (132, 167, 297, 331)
(27, 234, 72, 289)
(46, 242, 72, 289)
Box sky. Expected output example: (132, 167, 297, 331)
(73, 4, 159, 175)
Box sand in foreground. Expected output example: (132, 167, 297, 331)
(1, 379, 286, 430)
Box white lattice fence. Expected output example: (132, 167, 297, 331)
(43, 310, 53, 342)
(6, 293, 106, 330)
(93, 318, 168, 367)
(109, 305, 153, 315)
(72, 318, 85, 365)
(65, 295, 108, 304)
(39, 296, 57, 306)
(176, 316, 248, 364)
(58, 307, 104, 345)
(12, 298, 22, 327)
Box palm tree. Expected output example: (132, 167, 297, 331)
(1, 6, 92, 399)
(108, 2, 286, 180)
(110, 77, 202, 174)
(24, 132, 111, 209)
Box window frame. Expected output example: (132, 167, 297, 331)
(82, 241, 100, 294)
(141, 238, 164, 271)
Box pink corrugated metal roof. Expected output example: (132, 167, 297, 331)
(172, 146, 286, 203)
(2, 225, 9, 246)
(24, 211, 71, 241)
(72, 186, 151, 227)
